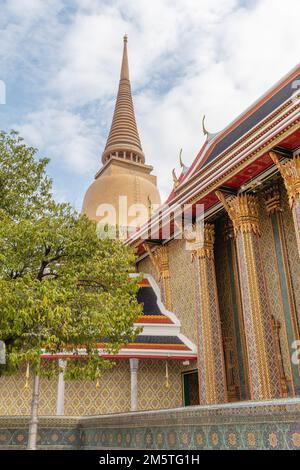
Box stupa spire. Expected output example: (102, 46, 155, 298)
(102, 35, 145, 165)
(120, 34, 129, 80)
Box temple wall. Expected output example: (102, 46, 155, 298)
(0, 360, 187, 416)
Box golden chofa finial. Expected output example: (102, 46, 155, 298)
(172, 168, 179, 188)
(202, 115, 208, 137)
(123, 34, 128, 43)
(179, 148, 189, 174)
(202, 115, 219, 142)
(179, 148, 183, 167)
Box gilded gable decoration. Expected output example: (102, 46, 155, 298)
(270, 152, 300, 209)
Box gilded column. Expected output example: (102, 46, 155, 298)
(265, 184, 300, 395)
(216, 191, 282, 400)
(143, 244, 172, 310)
(270, 152, 300, 259)
(191, 223, 227, 405)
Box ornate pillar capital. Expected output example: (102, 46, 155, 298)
(270, 151, 300, 209)
(216, 191, 260, 236)
(193, 223, 215, 259)
(270, 152, 300, 260)
(264, 183, 282, 215)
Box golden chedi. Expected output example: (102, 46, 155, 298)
(82, 36, 161, 236)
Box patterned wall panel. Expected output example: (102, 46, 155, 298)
(0, 370, 32, 416)
(138, 360, 184, 411)
(64, 360, 131, 415)
(138, 239, 197, 345)
(138, 256, 157, 283)
(0, 369, 56, 416)
(0, 359, 193, 416)
(258, 188, 293, 384)
(281, 184, 300, 318)
(168, 240, 197, 344)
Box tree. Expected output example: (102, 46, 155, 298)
(0, 131, 52, 219)
(0, 132, 142, 449)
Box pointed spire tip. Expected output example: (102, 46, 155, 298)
(101, 34, 145, 165)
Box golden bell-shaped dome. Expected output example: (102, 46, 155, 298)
(82, 157, 161, 231)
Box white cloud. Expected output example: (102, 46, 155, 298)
(0, 0, 62, 65)
(50, 0, 240, 105)
(16, 107, 100, 174)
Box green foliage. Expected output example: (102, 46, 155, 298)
(0, 131, 52, 219)
(0, 132, 142, 381)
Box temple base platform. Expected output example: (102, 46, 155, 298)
(0, 398, 300, 450)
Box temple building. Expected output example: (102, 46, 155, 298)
(0, 38, 300, 422)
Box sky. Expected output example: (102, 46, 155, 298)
(0, 0, 299, 209)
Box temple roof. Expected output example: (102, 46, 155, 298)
(100, 274, 196, 357)
(101, 35, 145, 164)
(42, 274, 196, 361)
(183, 64, 300, 181)
(125, 63, 300, 249)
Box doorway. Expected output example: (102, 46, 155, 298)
(182, 370, 199, 406)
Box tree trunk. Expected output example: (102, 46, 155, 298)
(27, 374, 40, 450)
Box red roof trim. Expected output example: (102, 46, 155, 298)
(41, 354, 197, 361)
